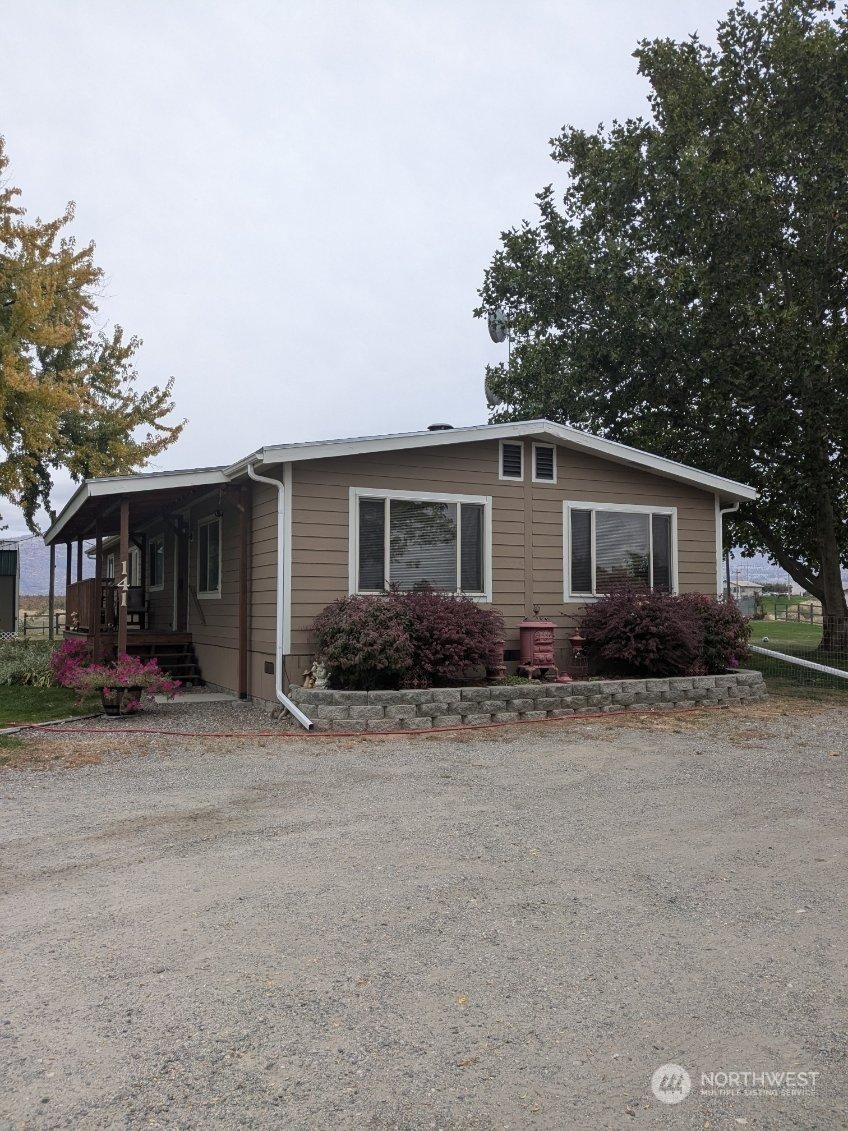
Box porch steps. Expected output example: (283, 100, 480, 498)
(125, 640, 204, 687)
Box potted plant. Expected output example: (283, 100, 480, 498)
(65, 653, 181, 716)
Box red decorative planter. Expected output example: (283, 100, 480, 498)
(100, 686, 143, 717)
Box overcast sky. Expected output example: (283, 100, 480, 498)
(2, 0, 735, 535)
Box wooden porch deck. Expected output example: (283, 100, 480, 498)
(64, 629, 193, 646)
(65, 578, 201, 683)
(64, 628, 202, 684)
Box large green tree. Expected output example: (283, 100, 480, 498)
(0, 136, 184, 530)
(478, 0, 848, 647)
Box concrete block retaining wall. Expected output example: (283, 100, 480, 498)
(288, 670, 767, 733)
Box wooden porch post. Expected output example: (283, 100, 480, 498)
(118, 499, 129, 655)
(62, 543, 72, 638)
(93, 520, 102, 660)
(48, 543, 56, 640)
(76, 539, 83, 583)
(237, 486, 251, 699)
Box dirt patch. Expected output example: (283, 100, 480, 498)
(1, 699, 846, 1127)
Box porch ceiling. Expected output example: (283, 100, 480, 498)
(47, 478, 228, 543)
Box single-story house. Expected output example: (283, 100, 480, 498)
(44, 419, 756, 719)
(730, 578, 765, 598)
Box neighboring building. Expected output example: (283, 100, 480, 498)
(730, 578, 765, 599)
(44, 419, 756, 708)
(0, 540, 20, 635)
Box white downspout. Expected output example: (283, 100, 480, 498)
(247, 462, 313, 731)
(718, 500, 740, 597)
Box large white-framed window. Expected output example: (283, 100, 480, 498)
(104, 552, 115, 580)
(197, 516, 222, 598)
(148, 534, 165, 591)
(349, 487, 493, 601)
(563, 501, 677, 600)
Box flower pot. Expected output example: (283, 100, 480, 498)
(100, 686, 143, 717)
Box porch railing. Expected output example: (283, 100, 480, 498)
(66, 579, 119, 632)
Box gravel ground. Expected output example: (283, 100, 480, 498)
(0, 696, 846, 1129)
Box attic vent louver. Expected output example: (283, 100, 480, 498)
(501, 441, 523, 479)
(534, 444, 555, 482)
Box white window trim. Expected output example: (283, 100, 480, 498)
(498, 439, 524, 482)
(104, 552, 115, 580)
(532, 442, 557, 484)
(563, 500, 678, 602)
(128, 546, 141, 588)
(148, 534, 165, 592)
(196, 515, 222, 599)
(349, 487, 493, 602)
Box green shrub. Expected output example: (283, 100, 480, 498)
(311, 596, 415, 690)
(579, 589, 703, 677)
(0, 639, 58, 687)
(310, 590, 504, 690)
(579, 589, 753, 677)
(678, 593, 750, 673)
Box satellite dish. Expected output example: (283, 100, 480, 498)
(485, 374, 504, 408)
(487, 307, 508, 344)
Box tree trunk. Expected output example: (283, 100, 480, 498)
(817, 492, 848, 654)
(748, 503, 847, 653)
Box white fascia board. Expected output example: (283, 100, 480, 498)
(223, 424, 536, 477)
(44, 468, 228, 544)
(231, 418, 757, 502)
(44, 482, 90, 544)
(543, 424, 759, 501)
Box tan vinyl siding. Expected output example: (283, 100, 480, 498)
(186, 495, 240, 692)
(249, 480, 278, 702)
(285, 439, 719, 673)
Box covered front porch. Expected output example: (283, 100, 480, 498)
(45, 468, 235, 684)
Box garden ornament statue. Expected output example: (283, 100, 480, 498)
(303, 660, 329, 690)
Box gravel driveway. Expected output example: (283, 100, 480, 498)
(1, 698, 846, 1129)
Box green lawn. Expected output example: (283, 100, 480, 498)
(747, 616, 848, 691)
(749, 619, 823, 649)
(759, 676, 848, 703)
(0, 686, 100, 727)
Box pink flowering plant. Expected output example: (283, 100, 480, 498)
(62, 652, 181, 711)
(50, 638, 93, 687)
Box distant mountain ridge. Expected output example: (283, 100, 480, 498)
(15, 535, 93, 596)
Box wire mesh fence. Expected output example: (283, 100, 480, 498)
(755, 595, 824, 624)
(747, 614, 848, 692)
(17, 611, 65, 638)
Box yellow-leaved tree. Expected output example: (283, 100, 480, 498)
(0, 135, 184, 530)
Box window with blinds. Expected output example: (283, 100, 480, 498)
(148, 535, 165, 589)
(197, 517, 221, 595)
(356, 494, 487, 595)
(567, 506, 674, 596)
(500, 441, 523, 479)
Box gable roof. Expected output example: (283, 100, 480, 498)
(44, 467, 228, 544)
(45, 419, 756, 543)
(228, 419, 758, 502)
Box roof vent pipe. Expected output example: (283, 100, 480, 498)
(427, 423, 453, 431)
